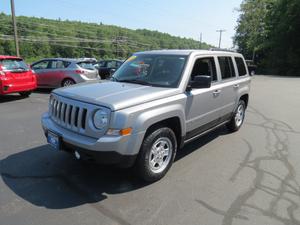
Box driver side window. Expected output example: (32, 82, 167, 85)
(32, 60, 50, 70)
(191, 57, 217, 82)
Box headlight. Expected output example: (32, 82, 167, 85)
(93, 109, 109, 129)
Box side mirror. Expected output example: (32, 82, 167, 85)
(110, 69, 116, 76)
(188, 75, 211, 90)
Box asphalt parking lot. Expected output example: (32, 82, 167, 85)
(1, 75, 300, 225)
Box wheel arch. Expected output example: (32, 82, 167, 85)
(61, 77, 75, 87)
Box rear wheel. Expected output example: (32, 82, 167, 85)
(62, 79, 75, 87)
(19, 91, 31, 97)
(227, 100, 246, 132)
(135, 127, 177, 182)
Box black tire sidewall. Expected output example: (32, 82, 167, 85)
(229, 100, 246, 131)
(19, 91, 31, 97)
(136, 127, 177, 182)
(62, 79, 75, 87)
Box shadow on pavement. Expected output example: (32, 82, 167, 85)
(34, 88, 53, 94)
(0, 126, 228, 210)
(0, 145, 145, 210)
(0, 94, 27, 103)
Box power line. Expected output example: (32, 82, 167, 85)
(0, 23, 150, 48)
(0, 37, 124, 52)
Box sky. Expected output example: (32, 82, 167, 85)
(1, 0, 243, 48)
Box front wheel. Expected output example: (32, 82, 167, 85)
(135, 127, 177, 182)
(227, 100, 246, 132)
(19, 91, 31, 97)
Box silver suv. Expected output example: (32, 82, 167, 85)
(41, 50, 251, 182)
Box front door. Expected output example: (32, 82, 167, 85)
(185, 56, 223, 139)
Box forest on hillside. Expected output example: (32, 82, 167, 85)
(0, 13, 212, 63)
(235, 0, 300, 75)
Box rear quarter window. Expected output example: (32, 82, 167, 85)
(77, 62, 96, 70)
(218, 56, 236, 80)
(235, 57, 247, 76)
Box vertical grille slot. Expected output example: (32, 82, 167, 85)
(74, 107, 79, 127)
(62, 103, 67, 123)
(57, 102, 62, 119)
(68, 106, 73, 125)
(53, 99, 57, 117)
(81, 109, 87, 129)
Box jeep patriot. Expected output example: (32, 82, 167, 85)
(41, 50, 251, 182)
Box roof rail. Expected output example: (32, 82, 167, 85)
(209, 48, 237, 53)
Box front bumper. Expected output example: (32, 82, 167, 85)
(41, 112, 145, 167)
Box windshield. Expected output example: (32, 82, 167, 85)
(112, 54, 187, 88)
(0, 59, 29, 71)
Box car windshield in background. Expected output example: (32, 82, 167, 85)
(77, 61, 96, 70)
(112, 54, 187, 88)
(0, 59, 29, 71)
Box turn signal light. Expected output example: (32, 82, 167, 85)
(120, 128, 132, 136)
(107, 128, 133, 136)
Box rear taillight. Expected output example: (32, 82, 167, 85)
(75, 70, 85, 74)
(0, 71, 5, 76)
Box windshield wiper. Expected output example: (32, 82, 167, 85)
(12, 67, 28, 71)
(118, 79, 152, 86)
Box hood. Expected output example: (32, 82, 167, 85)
(53, 81, 180, 111)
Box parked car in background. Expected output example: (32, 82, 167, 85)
(31, 58, 100, 88)
(245, 60, 257, 76)
(0, 55, 37, 97)
(94, 59, 123, 79)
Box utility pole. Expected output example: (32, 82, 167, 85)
(199, 33, 202, 49)
(10, 0, 20, 56)
(216, 29, 226, 49)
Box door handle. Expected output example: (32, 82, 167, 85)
(213, 90, 221, 96)
(233, 84, 240, 88)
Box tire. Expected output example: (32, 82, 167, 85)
(135, 127, 177, 182)
(227, 100, 246, 132)
(62, 79, 75, 87)
(19, 91, 31, 97)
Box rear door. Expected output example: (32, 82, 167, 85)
(215, 56, 239, 120)
(185, 56, 223, 138)
(47, 60, 70, 87)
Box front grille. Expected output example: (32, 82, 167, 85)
(49, 94, 109, 139)
(50, 97, 88, 132)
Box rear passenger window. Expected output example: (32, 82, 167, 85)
(218, 57, 236, 80)
(235, 57, 247, 76)
(191, 57, 217, 82)
(50, 60, 70, 69)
